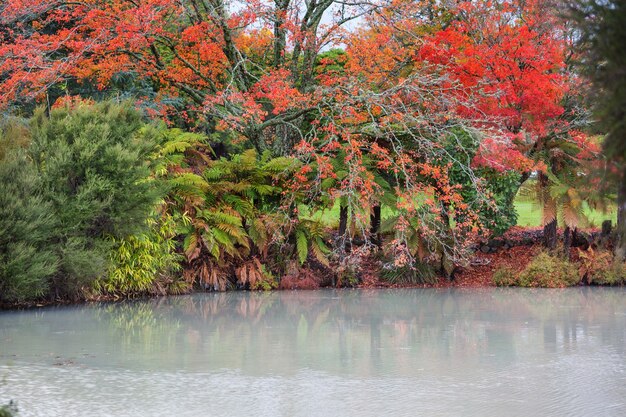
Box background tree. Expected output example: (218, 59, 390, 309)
(0, 0, 375, 151)
(568, 0, 626, 258)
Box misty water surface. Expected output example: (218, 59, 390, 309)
(1, 288, 625, 416)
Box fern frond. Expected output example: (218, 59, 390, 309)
(263, 156, 298, 173)
(296, 229, 308, 265)
(201, 210, 242, 227)
(201, 233, 220, 260)
(542, 196, 557, 225)
(169, 173, 209, 193)
(240, 149, 258, 167)
(204, 167, 225, 181)
(210, 227, 237, 254)
(183, 232, 200, 261)
(248, 218, 269, 252)
(312, 238, 330, 266)
(222, 194, 254, 217)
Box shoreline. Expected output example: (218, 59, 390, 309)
(2, 227, 621, 311)
(2, 278, 619, 311)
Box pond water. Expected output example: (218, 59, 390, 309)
(1, 288, 625, 416)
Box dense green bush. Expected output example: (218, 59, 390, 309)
(494, 252, 580, 288)
(29, 102, 162, 298)
(0, 150, 57, 303)
(0, 102, 164, 302)
(98, 211, 184, 295)
(443, 130, 519, 236)
(480, 170, 520, 235)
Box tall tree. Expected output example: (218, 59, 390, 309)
(0, 0, 597, 267)
(568, 0, 626, 258)
(0, 0, 373, 151)
(416, 0, 598, 248)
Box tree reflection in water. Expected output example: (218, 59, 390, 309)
(1, 288, 624, 376)
(1, 288, 626, 417)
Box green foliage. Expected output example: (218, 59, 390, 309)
(315, 48, 348, 76)
(294, 219, 331, 266)
(149, 127, 210, 177)
(570, 0, 626, 159)
(163, 142, 327, 290)
(0, 117, 29, 160)
(296, 229, 308, 264)
(481, 170, 520, 235)
(0, 101, 164, 302)
(497, 252, 580, 288)
(379, 262, 437, 285)
(0, 150, 57, 303)
(98, 211, 183, 295)
(492, 266, 517, 287)
(443, 130, 519, 236)
(29, 102, 160, 237)
(26, 101, 162, 298)
(520, 138, 605, 229)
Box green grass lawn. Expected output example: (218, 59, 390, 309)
(514, 179, 616, 228)
(299, 202, 397, 228)
(301, 193, 617, 229)
(514, 199, 616, 228)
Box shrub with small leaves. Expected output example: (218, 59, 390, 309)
(492, 266, 517, 287)
(31, 101, 164, 299)
(1, 101, 165, 303)
(0, 148, 57, 303)
(516, 252, 579, 287)
(590, 262, 626, 285)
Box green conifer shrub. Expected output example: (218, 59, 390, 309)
(28, 102, 163, 299)
(0, 150, 57, 303)
(0, 101, 164, 302)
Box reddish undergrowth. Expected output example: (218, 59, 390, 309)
(279, 268, 323, 290)
(450, 246, 538, 288)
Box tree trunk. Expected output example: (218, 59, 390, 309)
(544, 219, 557, 250)
(601, 219, 613, 237)
(333, 203, 350, 288)
(600, 220, 612, 248)
(273, 0, 289, 67)
(616, 173, 626, 260)
(563, 226, 572, 259)
(370, 204, 381, 247)
(338, 204, 348, 238)
(539, 171, 557, 250)
(441, 202, 450, 228)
